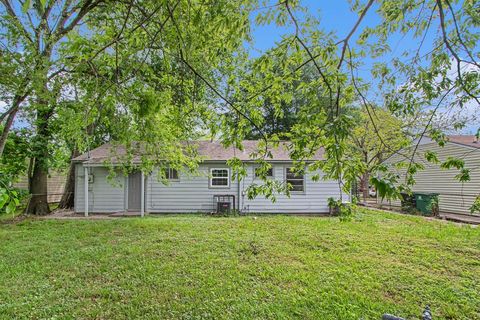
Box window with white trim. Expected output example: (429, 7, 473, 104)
(210, 168, 230, 187)
(286, 167, 304, 192)
(255, 167, 273, 178)
(164, 168, 179, 180)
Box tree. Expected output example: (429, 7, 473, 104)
(54, 0, 256, 207)
(243, 53, 322, 139)
(349, 107, 409, 203)
(2, 0, 479, 213)
(0, 0, 105, 214)
(1, 0, 258, 213)
(225, 0, 480, 202)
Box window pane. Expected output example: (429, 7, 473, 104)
(286, 168, 302, 179)
(212, 169, 228, 177)
(290, 184, 304, 192)
(212, 178, 228, 186)
(210, 169, 229, 187)
(164, 168, 178, 180)
(255, 167, 273, 177)
(286, 167, 304, 192)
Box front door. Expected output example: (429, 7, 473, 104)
(128, 171, 141, 211)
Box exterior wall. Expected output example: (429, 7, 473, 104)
(13, 171, 66, 203)
(240, 164, 345, 213)
(74, 164, 126, 213)
(74, 162, 349, 214)
(146, 164, 238, 213)
(147, 163, 347, 213)
(381, 142, 480, 215)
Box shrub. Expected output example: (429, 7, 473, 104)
(328, 197, 356, 221)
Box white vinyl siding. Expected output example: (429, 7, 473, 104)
(380, 142, 480, 215)
(146, 165, 236, 213)
(240, 164, 346, 213)
(74, 164, 125, 213)
(74, 163, 349, 214)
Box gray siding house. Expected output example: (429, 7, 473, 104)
(380, 135, 480, 216)
(73, 141, 348, 215)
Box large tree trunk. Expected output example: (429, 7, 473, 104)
(26, 77, 53, 215)
(361, 171, 369, 204)
(58, 149, 80, 209)
(25, 160, 50, 215)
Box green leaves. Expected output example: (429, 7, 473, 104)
(470, 195, 480, 214)
(21, 0, 31, 13)
(440, 157, 465, 170)
(0, 183, 21, 215)
(424, 150, 439, 164)
(370, 174, 400, 201)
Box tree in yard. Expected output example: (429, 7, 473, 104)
(54, 0, 256, 207)
(225, 0, 480, 202)
(1, 0, 256, 212)
(349, 107, 409, 203)
(242, 53, 322, 140)
(2, 0, 479, 213)
(0, 0, 104, 214)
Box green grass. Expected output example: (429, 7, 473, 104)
(0, 210, 479, 319)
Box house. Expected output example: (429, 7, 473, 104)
(380, 135, 480, 216)
(72, 140, 348, 215)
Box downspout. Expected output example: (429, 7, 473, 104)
(85, 135, 91, 217)
(84, 166, 88, 217)
(140, 171, 145, 217)
(237, 171, 241, 213)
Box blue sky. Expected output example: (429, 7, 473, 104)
(249, 1, 363, 56)
(247, 0, 479, 134)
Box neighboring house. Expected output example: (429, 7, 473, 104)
(380, 135, 480, 216)
(14, 171, 66, 203)
(72, 140, 348, 215)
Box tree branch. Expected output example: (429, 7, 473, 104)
(336, 0, 374, 70)
(0, 0, 34, 44)
(436, 0, 480, 106)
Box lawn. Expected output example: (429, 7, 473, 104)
(0, 210, 479, 319)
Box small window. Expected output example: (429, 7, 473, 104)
(286, 167, 304, 192)
(210, 168, 229, 188)
(164, 168, 179, 180)
(255, 167, 273, 178)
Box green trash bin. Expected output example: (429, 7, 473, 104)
(414, 193, 439, 216)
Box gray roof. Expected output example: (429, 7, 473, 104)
(73, 140, 325, 164)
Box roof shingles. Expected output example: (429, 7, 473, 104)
(73, 140, 324, 164)
(448, 135, 480, 149)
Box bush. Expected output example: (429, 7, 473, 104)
(328, 197, 356, 222)
(470, 195, 480, 214)
(0, 186, 20, 215)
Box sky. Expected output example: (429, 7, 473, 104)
(247, 0, 479, 134)
(1, 0, 478, 134)
(249, 1, 361, 56)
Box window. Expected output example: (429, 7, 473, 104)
(255, 167, 273, 178)
(210, 168, 229, 187)
(286, 167, 304, 192)
(164, 168, 179, 180)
